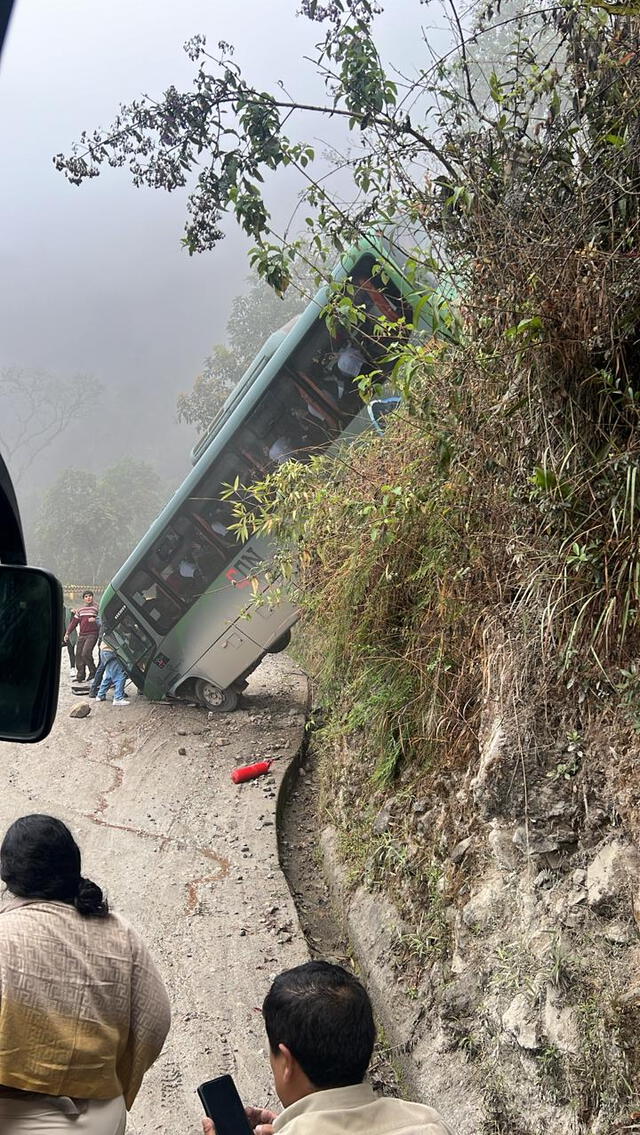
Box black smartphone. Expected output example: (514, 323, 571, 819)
(197, 1074, 254, 1135)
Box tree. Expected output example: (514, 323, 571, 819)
(53, 1, 441, 293)
(32, 460, 167, 584)
(54, 0, 613, 307)
(0, 367, 101, 484)
(176, 274, 306, 433)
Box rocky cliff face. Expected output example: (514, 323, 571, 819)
(321, 628, 640, 1134)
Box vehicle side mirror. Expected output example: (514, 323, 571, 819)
(0, 565, 62, 743)
(367, 396, 402, 434)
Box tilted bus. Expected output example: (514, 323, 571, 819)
(99, 233, 448, 711)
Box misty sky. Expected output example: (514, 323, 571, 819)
(0, 0, 450, 521)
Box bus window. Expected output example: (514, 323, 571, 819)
(151, 538, 201, 602)
(192, 540, 226, 587)
(189, 449, 258, 546)
(354, 260, 403, 321)
(145, 510, 230, 604)
(193, 498, 237, 548)
(247, 378, 327, 465)
(122, 567, 182, 635)
(286, 319, 368, 432)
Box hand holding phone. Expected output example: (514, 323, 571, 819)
(202, 1109, 276, 1135)
(245, 1106, 277, 1134)
(198, 1075, 276, 1135)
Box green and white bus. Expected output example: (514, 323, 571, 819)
(100, 233, 445, 711)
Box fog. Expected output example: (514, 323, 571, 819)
(0, 0, 451, 559)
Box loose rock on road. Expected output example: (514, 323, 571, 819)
(0, 654, 310, 1134)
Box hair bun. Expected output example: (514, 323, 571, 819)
(74, 876, 109, 918)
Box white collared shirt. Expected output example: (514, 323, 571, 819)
(273, 1083, 454, 1135)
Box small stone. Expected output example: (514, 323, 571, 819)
(544, 985, 578, 1054)
(488, 822, 519, 871)
(602, 920, 633, 945)
(502, 993, 542, 1051)
(178, 746, 187, 756)
(70, 704, 90, 719)
(512, 826, 576, 856)
(176, 728, 188, 736)
(373, 800, 395, 836)
(450, 836, 473, 864)
(586, 840, 640, 912)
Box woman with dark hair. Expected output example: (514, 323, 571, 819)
(0, 815, 171, 1134)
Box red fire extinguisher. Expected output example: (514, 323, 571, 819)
(231, 759, 273, 784)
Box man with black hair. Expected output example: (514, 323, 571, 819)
(203, 961, 453, 1135)
(64, 590, 99, 682)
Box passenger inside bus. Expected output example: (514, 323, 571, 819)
(198, 502, 236, 547)
(107, 606, 154, 675)
(126, 569, 182, 633)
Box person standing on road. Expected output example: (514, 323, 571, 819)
(202, 960, 454, 1135)
(89, 632, 115, 699)
(0, 814, 171, 1135)
(96, 644, 131, 706)
(64, 591, 99, 683)
(62, 605, 78, 676)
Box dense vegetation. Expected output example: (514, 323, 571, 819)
(228, 0, 640, 824)
(224, 5, 640, 1128)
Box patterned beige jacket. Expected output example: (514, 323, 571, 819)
(0, 896, 171, 1107)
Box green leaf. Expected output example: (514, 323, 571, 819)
(489, 71, 503, 104)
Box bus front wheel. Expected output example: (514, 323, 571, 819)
(195, 679, 239, 713)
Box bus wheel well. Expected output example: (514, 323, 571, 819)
(172, 678, 198, 702)
(194, 678, 239, 713)
(268, 629, 291, 653)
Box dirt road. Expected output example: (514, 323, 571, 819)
(0, 654, 310, 1134)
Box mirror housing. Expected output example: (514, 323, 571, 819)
(367, 396, 402, 435)
(0, 565, 63, 743)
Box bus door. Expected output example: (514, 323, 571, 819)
(100, 594, 156, 692)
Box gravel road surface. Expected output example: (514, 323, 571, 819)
(0, 653, 310, 1134)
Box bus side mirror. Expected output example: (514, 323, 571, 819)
(367, 396, 402, 434)
(0, 565, 62, 743)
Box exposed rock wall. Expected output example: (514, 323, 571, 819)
(322, 628, 640, 1133)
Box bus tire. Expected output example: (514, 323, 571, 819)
(195, 679, 239, 713)
(268, 629, 291, 654)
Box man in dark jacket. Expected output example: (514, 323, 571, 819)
(64, 591, 99, 682)
(62, 605, 78, 675)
